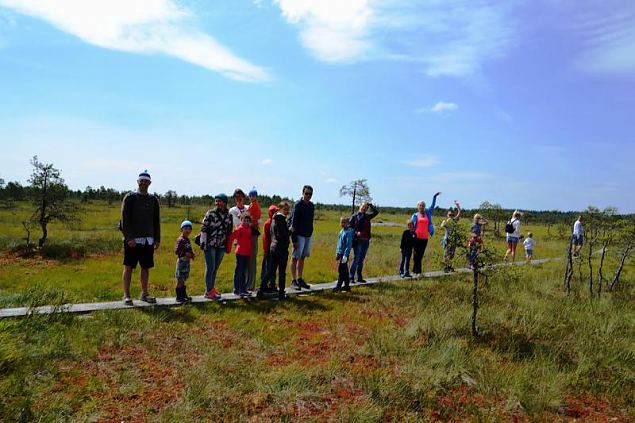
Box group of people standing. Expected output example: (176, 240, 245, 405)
(119, 170, 582, 305)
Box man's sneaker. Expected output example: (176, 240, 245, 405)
(123, 297, 133, 306)
(297, 278, 311, 290)
(342, 286, 351, 292)
(357, 278, 367, 284)
(278, 292, 288, 300)
(332, 286, 341, 293)
(291, 280, 301, 290)
(256, 290, 266, 299)
(140, 293, 156, 304)
(403, 273, 412, 278)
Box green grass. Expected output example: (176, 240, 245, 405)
(0, 201, 569, 305)
(0, 201, 633, 421)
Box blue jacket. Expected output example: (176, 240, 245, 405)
(410, 195, 437, 237)
(336, 227, 354, 257)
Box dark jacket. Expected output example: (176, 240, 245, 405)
(270, 212, 290, 253)
(121, 191, 161, 242)
(400, 229, 416, 250)
(349, 205, 379, 240)
(290, 199, 314, 242)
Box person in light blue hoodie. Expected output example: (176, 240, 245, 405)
(333, 216, 354, 292)
(409, 192, 441, 275)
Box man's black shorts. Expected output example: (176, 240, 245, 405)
(123, 241, 155, 269)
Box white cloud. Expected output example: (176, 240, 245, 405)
(404, 155, 440, 168)
(260, 158, 273, 165)
(325, 177, 339, 184)
(0, 0, 269, 81)
(274, 0, 373, 62)
(573, 10, 635, 76)
(274, 0, 515, 77)
(415, 101, 458, 114)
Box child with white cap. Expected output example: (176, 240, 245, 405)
(174, 220, 194, 303)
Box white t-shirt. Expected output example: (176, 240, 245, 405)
(509, 218, 521, 237)
(229, 205, 247, 228)
(573, 220, 583, 236)
(523, 237, 534, 250)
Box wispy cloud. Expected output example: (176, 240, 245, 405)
(325, 177, 339, 184)
(415, 101, 458, 114)
(0, 0, 269, 81)
(572, 10, 635, 76)
(260, 158, 273, 165)
(404, 155, 440, 168)
(274, 0, 516, 77)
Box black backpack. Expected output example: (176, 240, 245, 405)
(505, 220, 516, 234)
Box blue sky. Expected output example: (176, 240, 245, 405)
(0, 0, 633, 212)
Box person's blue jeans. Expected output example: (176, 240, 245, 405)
(234, 254, 249, 294)
(399, 248, 412, 276)
(350, 239, 370, 280)
(204, 247, 225, 292)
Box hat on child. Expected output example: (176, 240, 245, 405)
(248, 187, 258, 197)
(215, 193, 228, 204)
(180, 220, 193, 230)
(137, 170, 151, 182)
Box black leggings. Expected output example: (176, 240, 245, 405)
(262, 249, 288, 293)
(412, 238, 428, 274)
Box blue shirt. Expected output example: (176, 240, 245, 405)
(336, 227, 354, 257)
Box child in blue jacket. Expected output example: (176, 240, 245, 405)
(333, 216, 354, 292)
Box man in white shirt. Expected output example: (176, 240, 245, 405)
(572, 215, 584, 257)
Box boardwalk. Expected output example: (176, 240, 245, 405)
(0, 259, 552, 318)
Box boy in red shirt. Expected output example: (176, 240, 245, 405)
(227, 213, 254, 298)
(261, 204, 278, 293)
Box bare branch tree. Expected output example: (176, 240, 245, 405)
(339, 179, 372, 214)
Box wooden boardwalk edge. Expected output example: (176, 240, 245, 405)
(0, 258, 553, 318)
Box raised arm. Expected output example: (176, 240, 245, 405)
(454, 201, 462, 220)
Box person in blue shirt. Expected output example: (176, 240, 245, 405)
(333, 216, 354, 292)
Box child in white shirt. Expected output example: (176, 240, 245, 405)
(523, 232, 535, 263)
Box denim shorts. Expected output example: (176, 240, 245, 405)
(175, 257, 190, 282)
(292, 235, 312, 259)
(573, 235, 584, 246)
(506, 236, 519, 244)
(525, 249, 533, 255)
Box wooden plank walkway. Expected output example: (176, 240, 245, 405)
(0, 258, 553, 318)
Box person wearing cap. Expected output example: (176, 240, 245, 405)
(246, 187, 262, 291)
(200, 193, 233, 300)
(174, 220, 194, 303)
(120, 170, 161, 305)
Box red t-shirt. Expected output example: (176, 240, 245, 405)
(415, 214, 429, 239)
(227, 224, 253, 256)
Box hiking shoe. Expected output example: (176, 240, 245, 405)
(357, 278, 367, 284)
(205, 288, 221, 300)
(123, 297, 133, 306)
(297, 278, 311, 290)
(342, 286, 351, 292)
(291, 280, 301, 290)
(140, 293, 156, 304)
(332, 286, 341, 293)
(403, 273, 413, 278)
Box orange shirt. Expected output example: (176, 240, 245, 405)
(247, 200, 262, 231)
(415, 214, 430, 239)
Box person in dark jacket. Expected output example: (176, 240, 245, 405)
(290, 185, 315, 290)
(348, 202, 379, 283)
(399, 220, 416, 278)
(120, 170, 161, 306)
(258, 201, 291, 300)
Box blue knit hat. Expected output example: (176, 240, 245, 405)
(248, 187, 258, 197)
(138, 170, 151, 182)
(180, 220, 193, 230)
